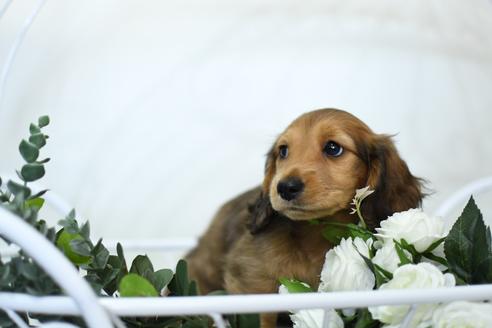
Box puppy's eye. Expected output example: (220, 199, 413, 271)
(323, 141, 343, 157)
(278, 145, 289, 159)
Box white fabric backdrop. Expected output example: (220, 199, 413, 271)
(1, 0, 491, 248)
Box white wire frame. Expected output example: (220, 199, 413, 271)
(434, 176, 492, 218)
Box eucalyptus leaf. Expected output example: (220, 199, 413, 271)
(130, 255, 154, 279)
(21, 163, 45, 182)
(70, 239, 92, 257)
(80, 221, 90, 239)
(29, 123, 41, 135)
(25, 198, 45, 212)
(153, 269, 174, 292)
(7, 180, 31, 198)
(38, 115, 50, 128)
(29, 133, 46, 148)
(29, 189, 48, 200)
(91, 239, 110, 269)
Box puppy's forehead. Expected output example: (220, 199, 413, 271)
(279, 113, 360, 148)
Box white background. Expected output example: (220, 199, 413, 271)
(0, 0, 491, 256)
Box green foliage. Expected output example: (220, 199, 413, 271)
(56, 230, 92, 265)
(322, 222, 374, 244)
(278, 277, 313, 293)
(352, 309, 380, 328)
(445, 196, 492, 284)
(0, 115, 259, 327)
(119, 274, 159, 297)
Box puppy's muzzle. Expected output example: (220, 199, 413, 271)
(277, 177, 304, 201)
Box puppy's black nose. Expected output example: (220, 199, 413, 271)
(277, 177, 304, 201)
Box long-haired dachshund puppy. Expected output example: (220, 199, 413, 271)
(186, 108, 423, 327)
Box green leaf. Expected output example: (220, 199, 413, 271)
(29, 133, 46, 148)
(91, 239, 109, 269)
(423, 253, 448, 266)
(354, 309, 379, 328)
(153, 269, 174, 292)
(21, 163, 45, 182)
(237, 313, 260, 328)
(38, 115, 50, 128)
(423, 237, 446, 254)
(56, 230, 91, 265)
(119, 274, 158, 297)
(70, 239, 92, 256)
(19, 140, 39, 163)
(29, 123, 41, 135)
(188, 280, 199, 296)
(394, 240, 412, 266)
(25, 197, 44, 212)
(7, 180, 31, 198)
(169, 259, 190, 296)
(130, 255, 154, 281)
(80, 221, 90, 239)
(322, 222, 373, 244)
(358, 252, 385, 288)
(373, 263, 393, 280)
(28, 189, 48, 200)
(278, 278, 313, 293)
(444, 196, 492, 284)
(399, 239, 420, 258)
(322, 224, 350, 244)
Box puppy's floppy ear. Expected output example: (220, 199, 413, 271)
(247, 145, 277, 234)
(359, 135, 424, 230)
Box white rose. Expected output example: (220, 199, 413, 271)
(432, 301, 492, 328)
(291, 309, 344, 328)
(375, 209, 446, 253)
(368, 263, 455, 327)
(372, 241, 412, 273)
(318, 237, 375, 292)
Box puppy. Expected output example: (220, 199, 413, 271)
(186, 109, 423, 327)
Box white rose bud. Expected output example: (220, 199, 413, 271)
(369, 263, 455, 327)
(372, 241, 412, 273)
(291, 309, 344, 328)
(375, 209, 446, 253)
(432, 301, 492, 328)
(318, 237, 375, 292)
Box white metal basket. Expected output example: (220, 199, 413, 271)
(1, 176, 492, 327)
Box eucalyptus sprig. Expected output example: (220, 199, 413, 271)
(0, 116, 258, 328)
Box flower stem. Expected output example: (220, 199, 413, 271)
(355, 201, 367, 229)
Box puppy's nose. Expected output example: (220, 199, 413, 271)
(277, 177, 304, 201)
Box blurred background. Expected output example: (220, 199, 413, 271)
(0, 0, 491, 265)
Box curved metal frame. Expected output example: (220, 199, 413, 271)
(0, 207, 114, 328)
(434, 176, 492, 218)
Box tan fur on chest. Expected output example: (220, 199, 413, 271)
(224, 221, 332, 293)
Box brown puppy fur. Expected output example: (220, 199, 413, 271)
(186, 109, 423, 327)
